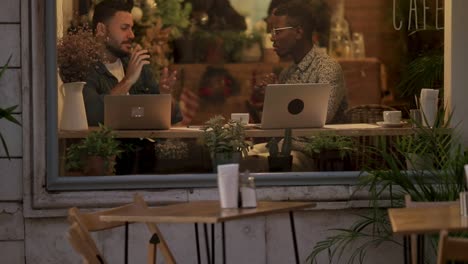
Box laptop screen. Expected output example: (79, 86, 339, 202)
(260, 83, 331, 129)
(104, 94, 171, 130)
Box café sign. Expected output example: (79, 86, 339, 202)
(393, 0, 444, 31)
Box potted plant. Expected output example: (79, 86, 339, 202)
(304, 133, 356, 171)
(0, 55, 21, 159)
(65, 124, 123, 176)
(266, 128, 293, 172)
(308, 108, 463, 264)
(57, 27, 107, 131)
(201, 115, 251, 172)
(154, 139, 189, 174)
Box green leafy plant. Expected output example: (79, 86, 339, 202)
(304, 133, 356, 159)
(266, 128, 292, 157)
(307, 108, 464, 264)
(0, 55, 21, 159)
(201, 115, 250, 158)
(66, 124, 123, 173)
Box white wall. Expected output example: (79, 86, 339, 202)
(445, 0, 468, 146)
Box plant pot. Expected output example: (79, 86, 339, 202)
(84, 155, 116, 176)
(311, 150, 351, 171)
(268, 155, 293, 172)
(212, 152, 241, 172)
(59, 82, 88, 131)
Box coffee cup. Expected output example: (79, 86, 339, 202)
(383, 111, 402, 124)
(231, 113, 249, 125)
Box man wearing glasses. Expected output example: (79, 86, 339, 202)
(252, 0, 347, 124)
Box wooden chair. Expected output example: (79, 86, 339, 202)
(68, 222, 104, 264)
(68, 193, 176, 264)
(404, 195, 458, 264)
(437, 229, 468, 264)
(345, 104, 397, 124)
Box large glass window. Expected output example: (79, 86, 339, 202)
(48, 0, 445, 189)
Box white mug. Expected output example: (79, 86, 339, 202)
(231, 113, 249, 125)
(217, 164, 239, 209)
(383, 111, 402, 124)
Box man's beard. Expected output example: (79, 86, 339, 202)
(106, 42, 130, 58)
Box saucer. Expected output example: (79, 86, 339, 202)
(376, 121, 407, 128)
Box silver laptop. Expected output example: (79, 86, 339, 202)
(104, 94, 171, 130)
(260, 83, 331, 129)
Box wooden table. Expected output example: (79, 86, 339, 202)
(388, 204, 468, 264)
(59, 123, 414, 139)
(100, 200, 315, 264)
(388, 205, 467, 235)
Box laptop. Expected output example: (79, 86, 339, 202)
(104, 94, 171, 130)
(259, 83, 331, 129)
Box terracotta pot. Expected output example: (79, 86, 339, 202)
(84, 156, 116, 176)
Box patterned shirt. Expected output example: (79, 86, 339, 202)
(278, 46, 348, 124)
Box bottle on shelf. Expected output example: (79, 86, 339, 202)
(328, 0, 351, 58)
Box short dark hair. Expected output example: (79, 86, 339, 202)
(273, 1, 316, 41)
(92, 0, 133, 32)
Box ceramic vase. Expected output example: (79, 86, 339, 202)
(60, 82, 88, 131)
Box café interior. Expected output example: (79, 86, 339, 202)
(36, 0, 468, 263)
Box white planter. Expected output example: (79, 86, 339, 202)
(60, 82, 88, 131)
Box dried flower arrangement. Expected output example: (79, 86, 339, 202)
(57, 28, 106, 83)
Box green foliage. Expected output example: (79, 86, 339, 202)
(202, 115, 251, 157)
(0, 55, 21, 159)
(307, 108, 466, 263)
(266, 128, 293, 157)
(155, 0, 192, 39)
(304, 133, 356, 159)
(397, 49, 443, 97)
(66, 124, 122, 172)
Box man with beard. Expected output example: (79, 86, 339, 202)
(252, 1, 347, 124)
(84, 0, 198, 126)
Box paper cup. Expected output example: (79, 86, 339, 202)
(217, 164, 239, 209)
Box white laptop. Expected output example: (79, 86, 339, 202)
(259, 83, 331, 129)
(104, 94, 171, 130)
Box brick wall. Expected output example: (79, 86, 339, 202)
(0, 0, 25, 263)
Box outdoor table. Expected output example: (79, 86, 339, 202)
(100, 200, 315, 264)
(388, 204, 468, 264)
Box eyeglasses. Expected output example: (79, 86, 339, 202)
(270, 26, 295, 37)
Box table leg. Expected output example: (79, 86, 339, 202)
(403, 235, 409, 264)
(204, 224, 211, 264)
(418, 235, 424, 264)
(125, 222, 129, 264)
(211, 224, 215, 264)
(195, 224, 201, 264)
(222, 222, 226, 264)
(289, 212, 299, 264)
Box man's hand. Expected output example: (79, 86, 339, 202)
(251, 73, 278, 107)
(160, 67, 177, 94)
(179, 89, 200, 126)
(123, 44, 151, 86)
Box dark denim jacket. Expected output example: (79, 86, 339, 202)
(83, 57, 182, 126)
